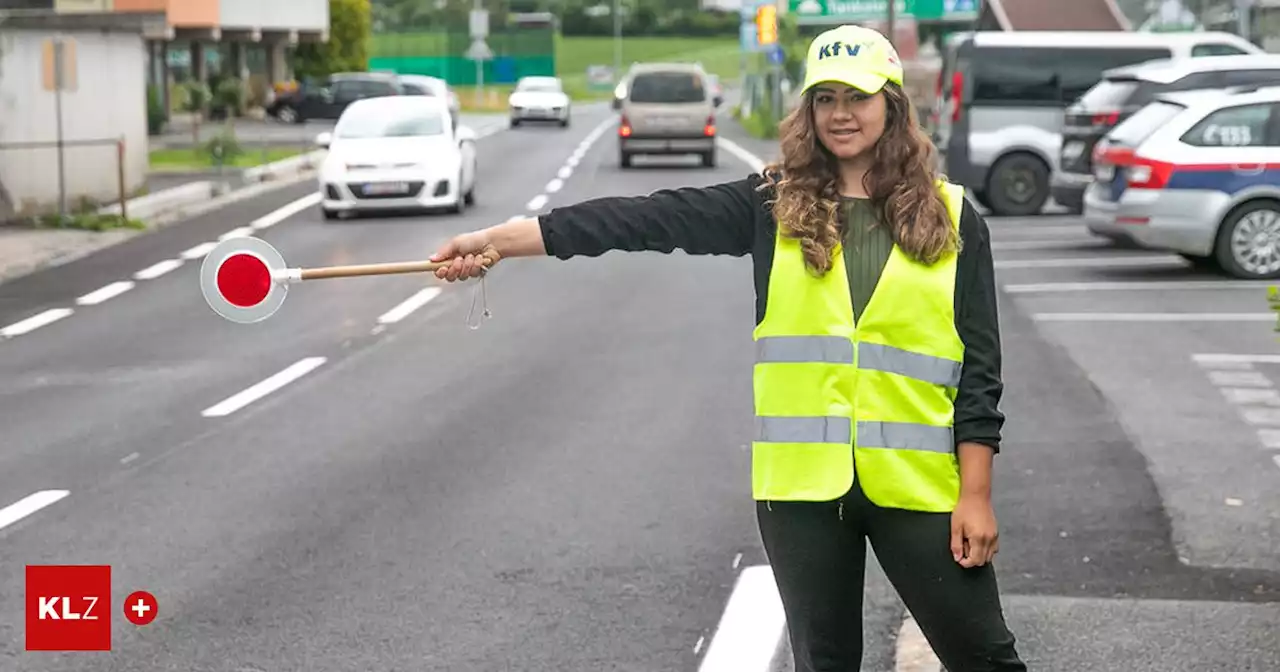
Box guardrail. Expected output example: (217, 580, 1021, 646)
(0, 136, 130, 222)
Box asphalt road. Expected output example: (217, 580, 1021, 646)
(0, 102, 1277, 672)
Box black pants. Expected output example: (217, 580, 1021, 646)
(757, 482, 1027, 672)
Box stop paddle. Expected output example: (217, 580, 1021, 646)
(199, 236, 497, 324)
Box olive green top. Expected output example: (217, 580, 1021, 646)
(841, 197, 895, 323)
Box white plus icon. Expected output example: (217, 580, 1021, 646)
(131, 598, 150, 618)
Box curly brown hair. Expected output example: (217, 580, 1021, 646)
(760, 83, 959, 275)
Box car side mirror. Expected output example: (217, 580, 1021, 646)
(315, 132, 332, 149)
(455, 125, 476, 143)
(713, 95, 724, 108)
(612, 97, 622, 111)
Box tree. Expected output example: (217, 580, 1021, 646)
(293, 0, 373, 80)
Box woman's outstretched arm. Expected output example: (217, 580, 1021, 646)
(431, 175, 767, 280)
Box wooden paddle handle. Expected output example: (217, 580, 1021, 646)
(297, 248, 500, 281)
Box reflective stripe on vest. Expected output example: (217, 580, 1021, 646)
(756, 337, 962, 387)
(750, 181, 968, 511)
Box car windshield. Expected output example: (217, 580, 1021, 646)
(518, 79, 561, 92)
(628, 72, 706, 103)
(335, 105, 445, 139)
(1105, 100, 1185, 147)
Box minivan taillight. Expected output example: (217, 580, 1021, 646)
(704, 114, 716, 136)
(619, 115, 632, 137)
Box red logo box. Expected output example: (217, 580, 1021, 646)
(25, 565, 111, 651)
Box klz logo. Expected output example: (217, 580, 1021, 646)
(817, 41, 861, 59)
(26, 565, 111, 651)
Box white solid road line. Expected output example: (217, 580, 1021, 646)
(994, 255, 1184, 269)
(987, 225, 1089, 236)
(0, 308, 74, 338)
(716, 137, 766, 172)
(895, 613, 941, 672)
(378, 286, 442, 324)
(1034, 312, 1275, 322)
(1003, 280, 1273, 293)
(201, 356, 327, 418)
(133, 258, 184, 280)
(181, 241, 218, 259)
(0, 490, 70, 532)
(76, 280, 135, 306)
(990, 239, 1107, 251)
(697, 565, 786, 672)
(1194, 353, 1280, 364)
(252, 192, 322, 229)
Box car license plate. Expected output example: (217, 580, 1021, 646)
(365, 182, 408, 195)
(1093, 164, 1114, 181)
(1063, 141, 1084, 160)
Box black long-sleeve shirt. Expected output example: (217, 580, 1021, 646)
(536, 172, 1005, 453)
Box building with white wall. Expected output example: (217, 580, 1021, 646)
(0, 11, 162, 220)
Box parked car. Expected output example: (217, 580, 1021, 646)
(268, 72, 405, 124)
(397, 74, 462, 124)
(614, 63, 721, 168)
(931, 30, 1261, 216)
(1054, 55, 1280, 213)
(1084, 85, 1280, 279)
(508, 76, 572, 127)
(315, 95, 478, 219)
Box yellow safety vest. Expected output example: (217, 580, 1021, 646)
(751, 181, 967, 512)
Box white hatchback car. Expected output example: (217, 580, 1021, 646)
(316, 96, 478, 219)
(508, 76, 571, 127)
(1085, 85, 1280, 279)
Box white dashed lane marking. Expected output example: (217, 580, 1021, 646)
(201, 357, 327, 418)
(0, 490, 69, 532)
(133, 259, 183, 281)
(76, 281, 135, 306)
(0, 308, 74, 338)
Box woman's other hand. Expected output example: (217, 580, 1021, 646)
(431, 231, 501, 282)
(950, 493, 999, 568)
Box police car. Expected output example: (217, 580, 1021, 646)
(1084, 85, 1280, 279)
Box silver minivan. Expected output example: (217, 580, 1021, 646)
(931, 30, 1260, 216)
(614, 63, 722, 169)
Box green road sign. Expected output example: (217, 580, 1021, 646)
(788, 0, 979, 23)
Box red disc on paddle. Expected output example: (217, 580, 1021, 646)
(216, 253, 272, 307)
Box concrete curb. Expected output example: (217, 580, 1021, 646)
(97, 149, 326, 223)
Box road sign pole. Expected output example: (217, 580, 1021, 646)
(613, 0, 622, 82)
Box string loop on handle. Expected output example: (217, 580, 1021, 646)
(466, 269, 492, 330)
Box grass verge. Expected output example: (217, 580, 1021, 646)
(149, 147, 304, 172)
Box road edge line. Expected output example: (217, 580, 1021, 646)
(697, 564, 786, 672)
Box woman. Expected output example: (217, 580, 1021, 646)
(430, 24, 1026, 672)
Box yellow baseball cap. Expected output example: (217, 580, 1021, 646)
(800, 24, 903, 96)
